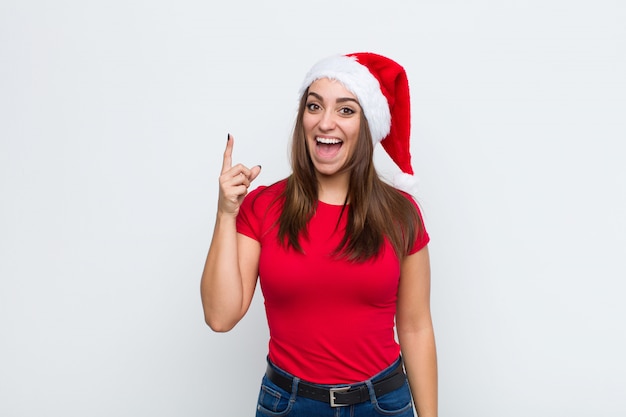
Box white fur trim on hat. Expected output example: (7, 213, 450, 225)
(299, 55, 391, 144)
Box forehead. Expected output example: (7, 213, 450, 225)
(308, 78, 358, 100)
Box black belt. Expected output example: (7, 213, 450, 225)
(265, 361, 407, 407)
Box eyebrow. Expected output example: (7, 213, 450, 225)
(307, 91, 360, 106)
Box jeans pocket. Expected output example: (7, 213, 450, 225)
(256, 375, 293, 417)
(373, 380, 414, 416)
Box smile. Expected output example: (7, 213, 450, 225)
(316, 137, 343, 145)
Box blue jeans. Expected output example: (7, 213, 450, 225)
(255, 357, 414, 417)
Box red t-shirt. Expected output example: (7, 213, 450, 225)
(236, 179, 429, 384)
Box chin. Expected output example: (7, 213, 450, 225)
(314, 163, 348, 178)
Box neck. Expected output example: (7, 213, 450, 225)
(316, 171, 349, 205)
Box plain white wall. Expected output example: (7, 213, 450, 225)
(1, 0, 625, 416)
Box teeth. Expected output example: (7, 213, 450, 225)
(316, 137, 342, 144)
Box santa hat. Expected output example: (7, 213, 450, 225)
(299, 52, 417, 194)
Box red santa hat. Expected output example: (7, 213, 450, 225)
(299, 52, 417, 193)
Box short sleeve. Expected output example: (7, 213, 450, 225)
(236, 186, 267, 242)
(408, 198, 430, 255)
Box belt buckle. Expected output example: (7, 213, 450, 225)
(329, 386, 350, 407)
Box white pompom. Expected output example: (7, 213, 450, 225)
(393, 172, 420, 197)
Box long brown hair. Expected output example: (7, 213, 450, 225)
(277, 89, 424, 262)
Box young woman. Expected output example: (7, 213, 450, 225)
(201, 53, 437, 417)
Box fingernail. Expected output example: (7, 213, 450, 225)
(227, 133, 230, 141)
(257, 165, 262, 169)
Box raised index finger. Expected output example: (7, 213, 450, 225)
(221, 134, 233, 174)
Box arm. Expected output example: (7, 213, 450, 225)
(200, 135, 262, 332)
(396, 246, 438, 417)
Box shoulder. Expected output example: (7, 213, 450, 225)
(237, 179, 287, 236)
(396, 189, 416, 204)
(241, 178, 288, 215)
(245, 178, 287, 204)
(389, 187, 424, 216)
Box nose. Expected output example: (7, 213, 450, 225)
(318, 109, 336, 131)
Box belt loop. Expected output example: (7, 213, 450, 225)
(364, 379, 377, 405)
(290, 375, 300, 399)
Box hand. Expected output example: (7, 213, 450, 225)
(218, 134, 261, 216)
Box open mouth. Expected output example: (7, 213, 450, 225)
(315, 137, 343, 158)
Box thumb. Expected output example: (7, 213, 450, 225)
(249, 165, 262, 183)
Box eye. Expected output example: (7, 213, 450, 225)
(339, 107, 355, 115)
(306, 102, 321, 112)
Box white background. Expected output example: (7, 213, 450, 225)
(1, 0, 625, 416)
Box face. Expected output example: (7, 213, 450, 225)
(302, 78, 361, 179)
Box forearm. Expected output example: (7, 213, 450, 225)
(201, 213, 244, 331)
(399, 328, 438, 417)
